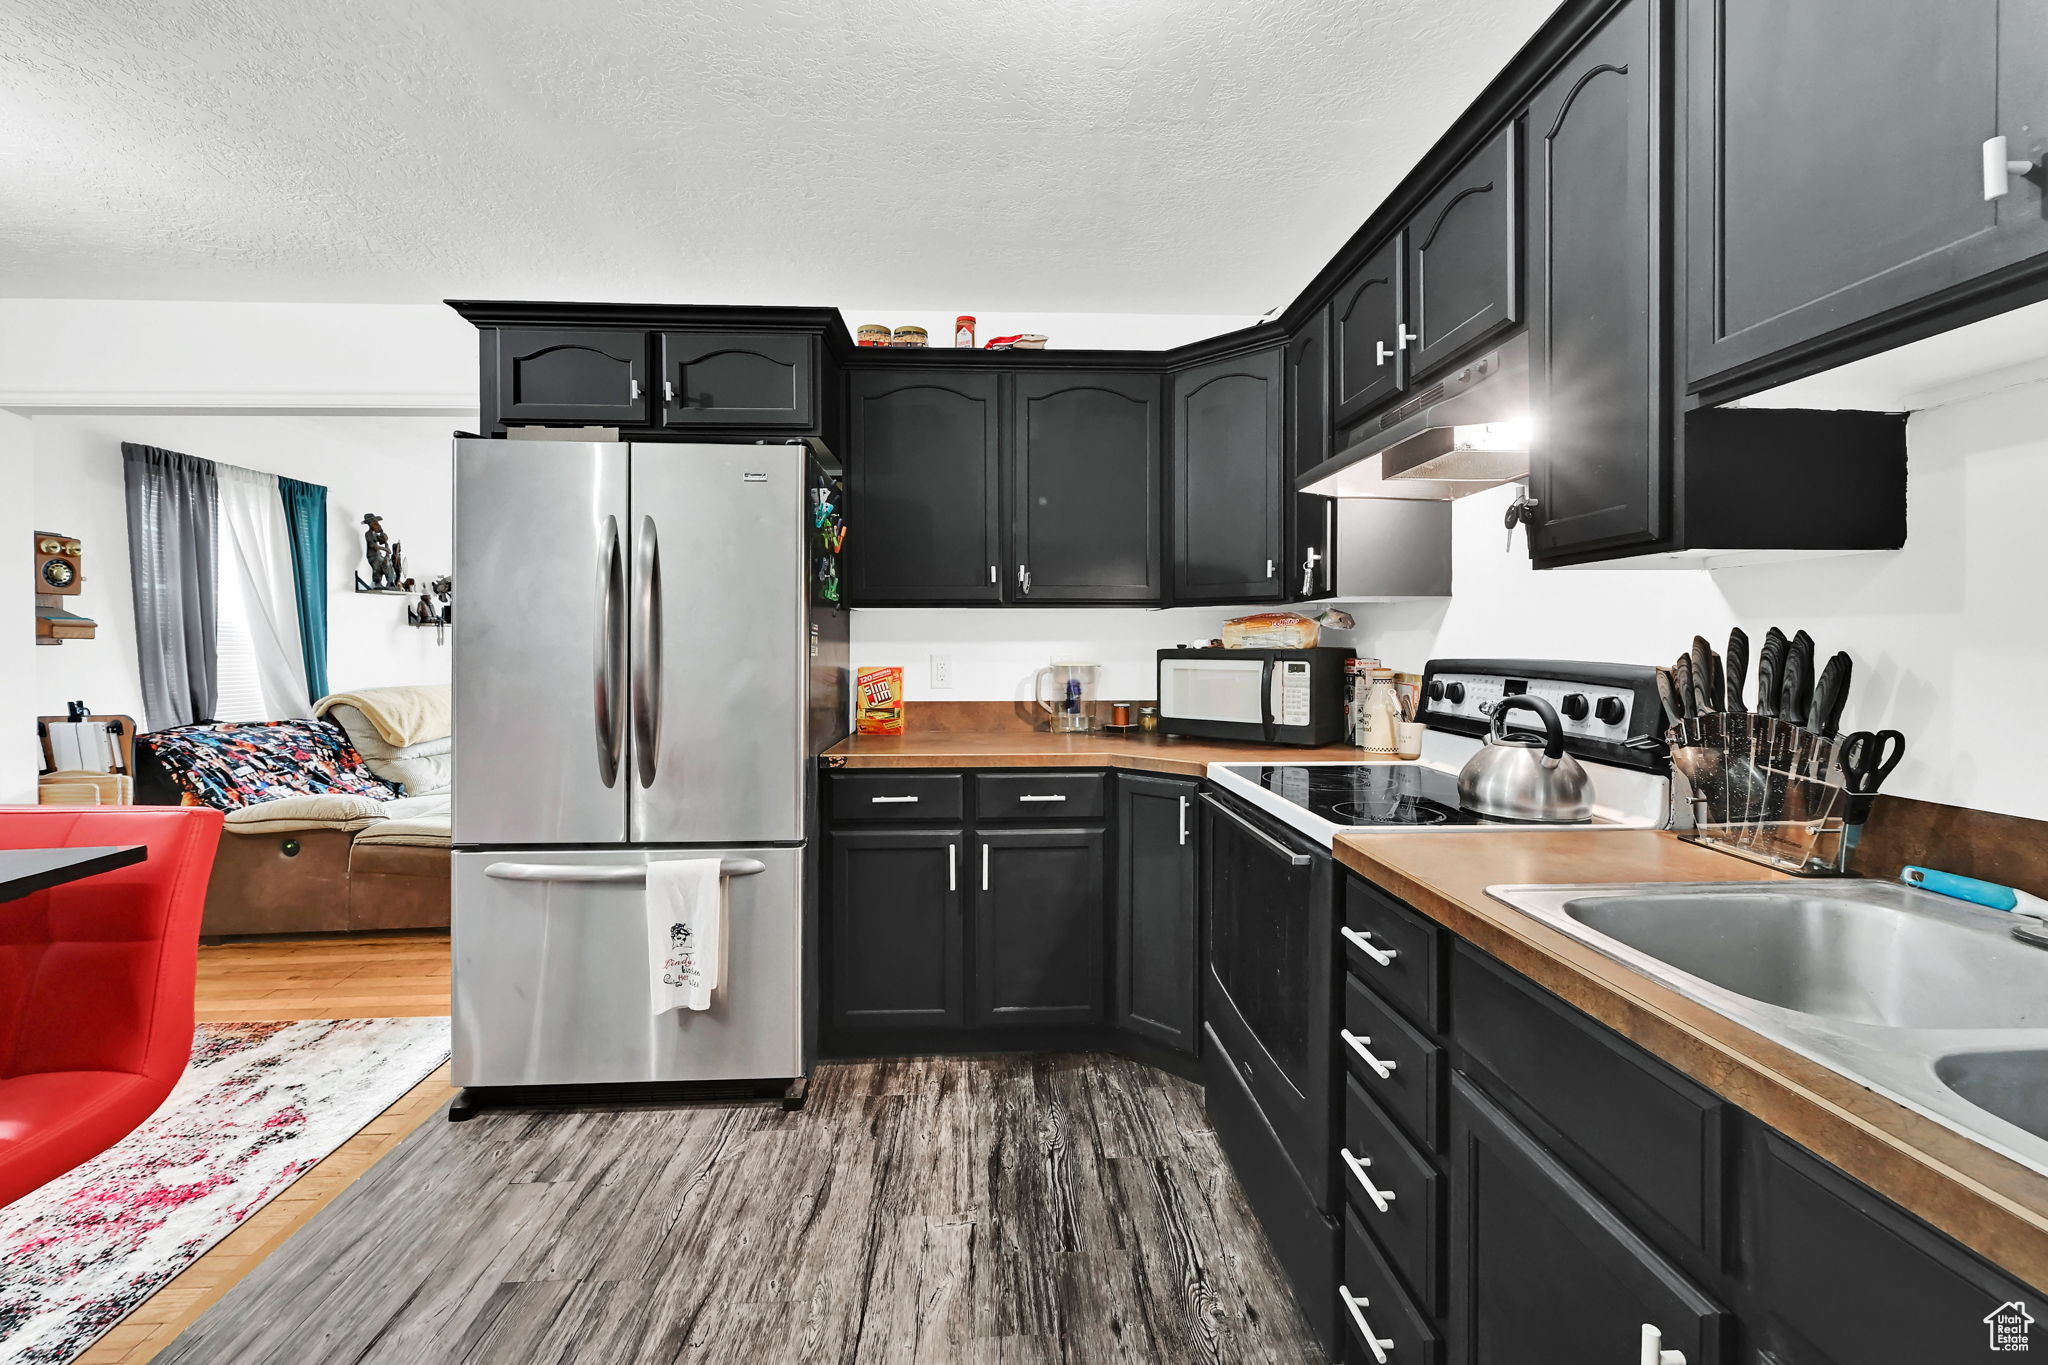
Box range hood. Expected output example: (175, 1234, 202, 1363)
(1298, 334, 1530, 499)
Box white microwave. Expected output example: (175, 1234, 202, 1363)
(1155, 648, 1352, 747)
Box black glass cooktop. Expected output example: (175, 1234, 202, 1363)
(1224, 763, 1488, 826)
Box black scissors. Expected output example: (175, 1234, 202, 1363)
(1838, 729, 1904, 794)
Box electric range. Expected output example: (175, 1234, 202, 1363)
(1206, 658, 1674, 846)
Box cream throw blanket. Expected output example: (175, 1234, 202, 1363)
(313, 685, 452, 749)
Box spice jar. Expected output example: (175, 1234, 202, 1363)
(954, 315, 976, 348)
(856, 323, 891, 348)
(1138, 705, 1159, 733)
(891, 325, 929, 348)
(1111, 702, 1131, 727)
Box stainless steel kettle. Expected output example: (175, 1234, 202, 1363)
(1456, 695, 1593, 823)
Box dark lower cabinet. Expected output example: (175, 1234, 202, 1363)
(1113, 775, 1199, 1053)
(1172, 347, 1285, 605)
(1686, 0, 2048, 391)
(657, 331, 814, 429)
(1009, 372, 1162, 602)
(845, 370, 1003, 603)
(1448, 1074, 1728, 1365)
(826, 830, 965, 1030)
(974, 829, 1105, 1027)
(494, 328, 650, 425)
(1405, 123, 1520, 377)
(1525, 0, 1663, 562)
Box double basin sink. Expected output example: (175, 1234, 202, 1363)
(1487, 880, 2048, 1176)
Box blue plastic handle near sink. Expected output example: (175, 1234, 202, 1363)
(1901, 865, 2020, 912)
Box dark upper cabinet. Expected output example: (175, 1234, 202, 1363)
(1406, 123, 1521, 377)
(1113, 775, 1199, 1054)
(845, 370, 1003, 604)
(657, 331, 814, 429)
(1008, 372, 1163, 603)
(1285, 314, 1336, 600)
(1447, 1075, 1728, 1365)
(494, 329, 651, 425)
(1172, 347, 1286, 605)
(1686, 0, 2048, 391)
(1525, 0, 1664, 561)
(973, 829, 1105, 1027)
(827, 830, 966, 1030)
(1329, 235, 1408, 424)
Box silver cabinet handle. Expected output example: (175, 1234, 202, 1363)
(1017, 794, 1066, 803)
(1339, 1147, 1397, 1214)
(1265, 558, 1275, 579)
(1340, 925, 1398, 967)
(1984, 135, 2037, 200)
(592, 514, 625, 789)
(1641, 1324, 1685, 1365)
(989, 564, 997, 584)
(869, 794, 920, 804)
(1374, 340, 1392, 367)
(663, 379, 677, 404)
(1395, 325, 1418, 350)
(631, 515, 663, 788)
(948, 843, 957, 892)
(1340, 1028, 1398, 1079)
(629, 377, 642, 401)
(1199, 793, 1312, 865)
(1178, 795, 1188, 846)
(981, 843, 990, 891)
(1339, 1287, 1396, 1364)
(1017, 563, 1032, 595)
(485, 858, 763, 883)
(1301, 545, 1322, 596)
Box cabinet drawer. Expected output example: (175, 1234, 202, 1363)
(1450, 943, 1725, 1262)
(1342, 1071, 1444, 1315)
(1342, 877, 1441, 1030)
(974, 772, 1106, 821)
(827, 773, 964, 822)
(1341, 1205, 1442, 1365)
(1342, 974, 1445, 1152)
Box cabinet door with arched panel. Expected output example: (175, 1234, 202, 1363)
(658, 331, 815, 430)
(494, 329, 651, 425)
(1406, 124, 1521, 377)
(1330, 235, 1407, 425)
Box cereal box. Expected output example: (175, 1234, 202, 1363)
(856, 666, 905, 735)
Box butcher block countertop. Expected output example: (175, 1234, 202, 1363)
(823, 729, 1370, 778)
(1334, 829, 2048, 1292)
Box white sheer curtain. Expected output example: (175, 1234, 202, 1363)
(214, 465, 312, 720)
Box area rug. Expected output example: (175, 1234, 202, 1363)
(0, 1017, 450, 1365)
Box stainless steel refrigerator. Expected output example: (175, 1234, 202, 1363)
(449, 438, 847, 1098)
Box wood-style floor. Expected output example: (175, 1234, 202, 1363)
(78, 933, 458, 1365)
(155, 1052, 1322, 1364)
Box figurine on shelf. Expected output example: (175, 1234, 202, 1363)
(361, 513, 404, 590)
(407, 574, 455, 642)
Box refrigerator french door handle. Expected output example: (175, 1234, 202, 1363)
(593, 514, 626, 788)
(484, 858, 765, 883)
(632, 514, 664, 788)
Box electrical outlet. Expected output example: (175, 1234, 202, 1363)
(930, 654, 954, 689)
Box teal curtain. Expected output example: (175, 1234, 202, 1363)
(277, 477, 329, 703)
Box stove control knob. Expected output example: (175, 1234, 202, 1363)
(1560, 693, 1589, 721)
(1444, 682, 1467, 704)
(1427, 680, 1445, 702)
(1595, 696, 1626, 725)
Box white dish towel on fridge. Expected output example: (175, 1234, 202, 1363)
(646, 859, 726, 1013)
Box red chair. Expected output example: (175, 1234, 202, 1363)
(0, 805, 222, 1208)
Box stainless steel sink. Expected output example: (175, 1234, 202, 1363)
(1489, 881, 2048, 1177)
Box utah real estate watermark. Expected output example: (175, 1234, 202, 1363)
(1986, 1300, 2035, 1351)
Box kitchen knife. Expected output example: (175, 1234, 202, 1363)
(1754, 630, 1784, 718)
(1725, 628, 1749, 713)
(1813, 652, 1852, 738)
(1654, 667, 1685, 732)
(1690, 636, 1722, 713)
(1672, 655, 1696, 725)
(1778, 637, 1811, 728)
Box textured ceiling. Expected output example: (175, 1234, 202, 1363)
(0, 0, 1561, 313)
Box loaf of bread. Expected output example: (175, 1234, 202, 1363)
(1220, 613, 1319, 650)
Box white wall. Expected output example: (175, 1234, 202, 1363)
(0, 412, 40, 801)
(29, 414, 460, 726)
(1351, 377, 2048, 822)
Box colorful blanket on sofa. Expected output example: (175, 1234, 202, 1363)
(144, 719, 398, 811)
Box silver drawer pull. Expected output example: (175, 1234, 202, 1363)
(1340, 925, 1398, 967)
(869, 795, 920, 804)
(1017, 794, 1067, 803)
(1339, 1147, 1397, 1214)
(484, 859, 764, 883)
(1339, 1286, 1396, 1363)
(1340, 1028, 1398, 1080)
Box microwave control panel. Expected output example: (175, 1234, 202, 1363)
(1277, 660, 1312, 727)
